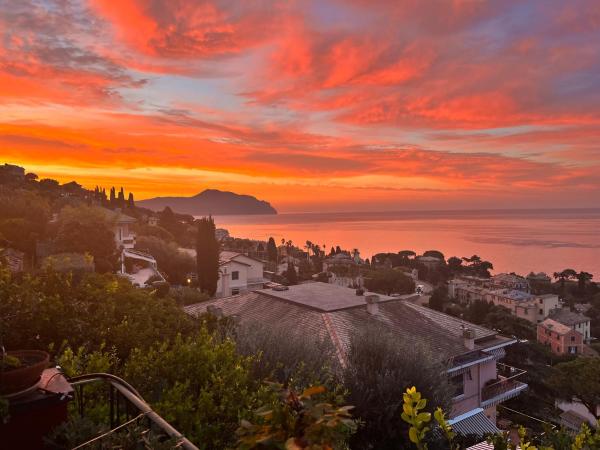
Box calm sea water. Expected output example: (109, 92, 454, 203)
(210, 209, 600, 277)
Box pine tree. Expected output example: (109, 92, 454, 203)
(196, 216, 220, 296)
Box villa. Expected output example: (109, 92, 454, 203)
(548, 308, 592, 342)
(184, 282, 528, 437)
(537, 318, 584, 355)
(216, 251, 266, 297)
(485, 289, 559, 323)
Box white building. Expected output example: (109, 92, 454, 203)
(548, 308, 592, 342)
(103, 208, 137, 250)
(216, 251, 265, 297)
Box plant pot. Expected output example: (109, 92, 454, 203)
(0, 350, 50, 395)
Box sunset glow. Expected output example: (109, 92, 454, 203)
(2, 0, 600, 211)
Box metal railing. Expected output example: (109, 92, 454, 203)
(69, 373, 198, 450)
(482, 363, 527, 402)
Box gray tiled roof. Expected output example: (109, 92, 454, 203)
(184, 284, 512, 368)
(549, 308, 591, 326)
(450, 409, 500, 437)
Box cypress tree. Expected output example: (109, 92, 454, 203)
(267, 237, 278, 262)
(118, 187, 125, 208)
(109, 187, 116, 206)
(196, 216, 220, 296)
(285, 261, 298, 285)
(127, 192, 135, 208)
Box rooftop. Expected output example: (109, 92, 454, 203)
(488, 289, 533, 302)
(255, 282, 395, 312)
(539, 318, 573, 335)
(184, 283, 513, 368)
(102, 208, 137, 224)
(549, 308, 590, 326)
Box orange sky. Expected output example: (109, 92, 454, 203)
(1, 0, 600, 212)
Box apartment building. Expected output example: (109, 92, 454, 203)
(548, 308, 592, 342)
(216, 251, 266, 297)
(485, 289, 559, 323)
(537, 318, 584, 355)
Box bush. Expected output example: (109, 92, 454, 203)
(343, 326, 452, 450)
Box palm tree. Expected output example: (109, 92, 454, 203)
(305, 240, 313, 260)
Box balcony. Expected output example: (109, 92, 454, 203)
(481, 363, 528, 408)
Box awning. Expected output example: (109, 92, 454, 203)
(483, 347, 506, 361)
(449, 408, 500, 437)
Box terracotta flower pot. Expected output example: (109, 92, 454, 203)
(0, 350, 50, 395)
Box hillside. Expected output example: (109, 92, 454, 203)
(137, 189, 277, 215)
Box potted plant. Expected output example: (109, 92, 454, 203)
(0, 348, 50, 395)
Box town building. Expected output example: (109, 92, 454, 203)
(548, 308, 592, 342)
(184, 283, 528, 437)
(103, 208, 137, 250)
(485, 289, 559, 323)
(537, 318, 583, 355)
(216, 251, 266, 297)
(491, 273, 530, 292)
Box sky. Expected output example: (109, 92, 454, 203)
(1, 0, 599, 212)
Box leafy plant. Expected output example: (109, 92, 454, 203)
(236, 382, 357, 449)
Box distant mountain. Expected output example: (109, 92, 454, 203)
(137, 189, 277, 216)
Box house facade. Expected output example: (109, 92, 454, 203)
(216, 251, 265, 297)
(548, 308, 592, 342)
(185, 282, 527, 437)
(537, 318, 583, 355)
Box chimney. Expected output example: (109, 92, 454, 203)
(365, 294, 380, 315)
(462, 327, 475, 350)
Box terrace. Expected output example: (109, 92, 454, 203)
(481, 362, 528, 408)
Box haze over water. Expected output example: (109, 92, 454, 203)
(213, 209, 600, 277)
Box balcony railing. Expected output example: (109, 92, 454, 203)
(481, 363, 528, 407)
(69, 373, 198, 449)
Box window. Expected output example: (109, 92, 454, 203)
(571, 336, 575, 342)
(539, 308, 543, 315)
(451, 374, 464, 398)
(539, 299, 543, 304)
(231, 288, 240, 295)
(232, 271, 239, 280)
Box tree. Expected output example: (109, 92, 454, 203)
(398, 250, 416, 261)
(423, 250, 444, 260)
(117, 187, 125, 208)
(343, 326, 452, 450)
(447, 256, 462, 272)
(196, 216, 220, 296)
(428, 286, 448, 311)
(54, 205, 118, 272)
(363, 269, 415, 295)
(127, 192, 134, 208)
(553, 268, 577, 292)
(135, 236, 196, 285)
(576, 271, 593, 294)
(267, 237, 278, 262)
(285, 261, 298, 285)
(109, 187, 116, 206)
(548, 357, 600, 419)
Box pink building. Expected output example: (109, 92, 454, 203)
(537, 318, 584, 355)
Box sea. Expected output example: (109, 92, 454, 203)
(209, 209, 600, 277)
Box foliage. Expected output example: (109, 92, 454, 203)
(0, 267, 197, 359)
(428, 285, 448, 311)
(422, 250, 445, 261)
(234, 321, 338, 390)
(54, 205, 119, 272)
(135, 235, 196, 284)
(196, 216, 220, 295)
(134, 223, 175, 242)
(0, 353, 21, 370)
(267, 237, 278, 262)
(124, 331, 266, 449)
(285, 261, 299, 285)
(363, 268, 415, 295)
(459, 301, 536, 340)
(343, 326, 452, 450)
(547, 357, 600, 419)
(400, 387, 432, 450)
(169, 286, 210, 306)
(235, 383, 357, 450)
(0, 187, 50, 256)
(461, 255, 494, 278)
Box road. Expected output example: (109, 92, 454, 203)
(410, 280, 434, 306)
